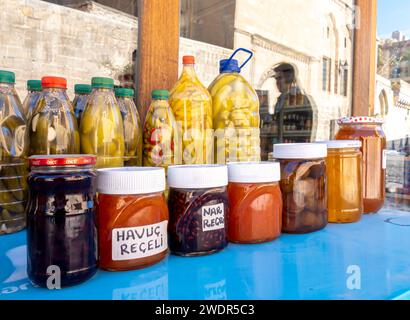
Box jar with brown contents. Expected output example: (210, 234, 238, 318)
(273, 143, 328, 233)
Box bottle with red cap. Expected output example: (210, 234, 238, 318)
(29, 76, 80, 155)
(169, 55, 213, 165)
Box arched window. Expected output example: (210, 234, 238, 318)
(378, 89, 389, 116)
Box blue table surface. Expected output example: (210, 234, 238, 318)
(1, 205, 410, 300)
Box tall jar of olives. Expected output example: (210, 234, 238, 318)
(273, 143, 328, 234)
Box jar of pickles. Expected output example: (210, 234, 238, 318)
(320, 140, 363, 223)
(169, 56, 213, 165)
(97, 167, 168, 271)
(29, 76, 80, 155)
(167, 165, 228, 256)
(115, 87, 142, 166)
(22, 80, 42, 119)
(273, 143, 328, 233)
(335, 117, 386, 213)
(227, 162, 282, 243)
(80, 77, 125, 168)
(27, 155, 98, 287)
(208, 49, 260, 164)
(143, 90, 180, 168)
(72, 84, 91, 126)
(0, 70, 28, 234)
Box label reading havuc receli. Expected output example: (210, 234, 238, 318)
(112, 221, 168, 261)
(202, 203, 225, 232)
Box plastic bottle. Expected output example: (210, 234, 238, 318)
(72, 84, 91, 126)
(22, 80, 42, 119)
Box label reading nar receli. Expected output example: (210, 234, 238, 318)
(112, 221, 168, 261)
(202, 203, 225, 232)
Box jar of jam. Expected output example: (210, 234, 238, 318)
(273, 143, 328, 234)
(335, 117, 386, 213)
(320, 140, 363, 223)
(97, 167, 168, 271)
(167, 165, 228, 256)
(227, 162, 282, 243)
(27, 155, 98, 287)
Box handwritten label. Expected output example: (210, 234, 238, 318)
(202, 203, 225, 232)
(112, 221, 168, 261)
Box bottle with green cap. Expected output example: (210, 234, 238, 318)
(72, 84, 91, 126)
(143, 90, 180, 168)
(80, 77, 125, 168)
(114, 87, 142, 166)
(22, 80, 42, 119)
(0, 70, 29, 234)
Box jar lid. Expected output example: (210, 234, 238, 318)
(227, 162, 281, 183)
(0, 70, 15, 84)
(115, 87, 134, 97)
(273, 143, 327, 159)
(91, 77, 114, 89)
(167, 165, 228, 189)
(42, 76, 67, 89)
(337, 116, 384, 125)
(29, 155, 96, 167)
(182, 55, 195, 64)
(97, 167, 165, 195)
(317, 140, 362, 149)
(219, 59, 240, 73)
(74, 84, 92, 94)
(27, 80, 42, 92)
(152, 89, 169, 100)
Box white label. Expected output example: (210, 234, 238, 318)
(382, 149, 387, 169)
(112, 221, 168, 261)
(202, 203, 225, 232)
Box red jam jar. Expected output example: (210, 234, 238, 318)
(227, 162, 282, 244)
(97, 167, 168, 271)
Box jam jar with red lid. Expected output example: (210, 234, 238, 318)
(26, 155, 98, 287)
(167, 165, 229, 256)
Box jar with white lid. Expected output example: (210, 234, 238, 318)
(318, 140, 363, 223)
(227, 162, 282, 243)
(167, 165, 228, 256)
(273, 143, 328, 233)
(97, 167, 168, 271)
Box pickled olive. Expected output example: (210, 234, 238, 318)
(169, 56, 213, 165)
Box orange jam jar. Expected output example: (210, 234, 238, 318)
(335, 117, 386, 213)
(97, 167, 168, 271)
(320, 140, 363, 223)
(227, 162, 282, 244)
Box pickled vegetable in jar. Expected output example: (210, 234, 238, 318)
(273, 143, 328, 234)
(169, 56, 213, 165)
(227, 162, 282, 244)
(143, 90, 180, 168)
(22, 80, 42, 119)
(29, 76, 80, 155)
(0, 70, 29, 234)
(80, 77, 125, 168)
(208, 49, 260, 164)
(72, 84, 91, 127)
(27, 155, 98, 287)
(97, 167, 168, 271)
(335, 117, 386, 213)
(115, 87, 142, 166)
(168, 165, 228, 256)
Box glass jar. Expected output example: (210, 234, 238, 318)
(97, 167, 168, 271)
(335, 117, 386, 213)
(273, 143, 328, 233)
(80, 77, 125, 168)
(22, 80, 42, 119)
(29, 76, 80, 155)
(167, 165, 228, 256)
(227, 162, 282, 243)
(26, 155, 98, 287)
(208, 49, 260, 164)
(0, 70, 29, 234)
(169, 56, 213, 165)
(72, 84, 91, 127)
(143, 90, 180, 168)
(320, 140, 363, 223)
(115, 87, 142, 166)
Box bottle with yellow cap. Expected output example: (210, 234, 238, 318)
(169, 56, 213, 165)
(208, 48, 260, 164)
(80, 77, 125, 168)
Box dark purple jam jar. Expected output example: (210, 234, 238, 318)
(27, 155, 98, 288)
(167, 165, 229, 256)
